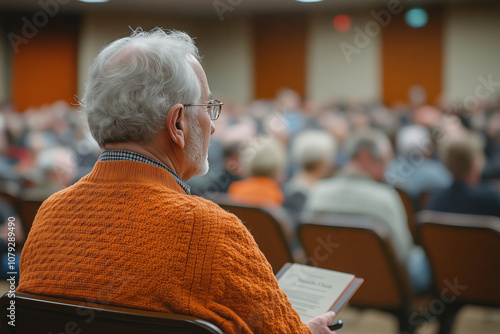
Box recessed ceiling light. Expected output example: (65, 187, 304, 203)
(78, 0, 110, 3)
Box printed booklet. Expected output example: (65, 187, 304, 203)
(276, 263, 364, 323)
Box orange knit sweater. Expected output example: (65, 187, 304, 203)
(228, 177, 284, 207)
(18, 161, 311, 334)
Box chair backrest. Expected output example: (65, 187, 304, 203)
(213, 194, 294, 274)
(18, 199, 44, 235)
(394, 187, 417, 242)
(417, 210, 500, 307)
(0, 292, 226, 334)
(299, 213, 413, 310)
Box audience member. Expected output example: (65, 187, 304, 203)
(386, 125, 452, 206)
(483, 110, 500, 181)
(283, 130, 336, 226)
(317, 110, 350, 168)
(17, 28, 336, 334)
(413, 105, 442, 128)
(217, 140, 243, 192)
(304, 129, 431, 294)
(189, 140, 243, 196)
(429, 132, 500, 217)
(228, 140, 286, 206)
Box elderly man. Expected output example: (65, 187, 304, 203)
(304, 129, 431, 294)
(17, 29, 335, 334)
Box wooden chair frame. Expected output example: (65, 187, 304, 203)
(417, 210, 500, 334)
(299, 212, 422, 334)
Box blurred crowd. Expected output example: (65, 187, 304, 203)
(189, 89, 500, 212)
(0, 101, 101, 200)
(0, 89, 499, 217)
(1, 89, 500, 285)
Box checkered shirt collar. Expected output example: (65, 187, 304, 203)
(98, 150, 191, 194)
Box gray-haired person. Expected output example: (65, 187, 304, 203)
(18, 28, 337, 334)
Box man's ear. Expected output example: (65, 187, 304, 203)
(166, 104, 186, 149)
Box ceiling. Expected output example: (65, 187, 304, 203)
(0, 0, 496, 18)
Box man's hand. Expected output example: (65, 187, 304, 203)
(306, 311, 337, 334)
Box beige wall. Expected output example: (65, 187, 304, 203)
(443, 4, 500, 103)
(78, 13, 253, 104)
(195, 18, 253, 104)
(35, 4, 500, 107)
(306, 12, 381, 104)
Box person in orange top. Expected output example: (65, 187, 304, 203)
(228, 140, 286, 206)
(17, 28, 337, 334)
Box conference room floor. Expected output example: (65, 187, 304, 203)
(1, 281, 498, 333)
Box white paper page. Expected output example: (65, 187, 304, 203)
(277, 263, 355, 323)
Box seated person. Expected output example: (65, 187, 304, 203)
(283, 130, 336, 227)
(304, 129, 431, 294)
(201, 140, 243, 194)
(228, 140, 286, 207)
(429, 132, 500, 217)
(17, 28, 335, 334)
(386, 125, 451, 207)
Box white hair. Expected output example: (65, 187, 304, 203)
(80, 28, 202, 147)
(396, 125, 430, 157)
(292, 130, 336, 169)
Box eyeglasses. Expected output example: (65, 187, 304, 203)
(184, 99, 223, 120)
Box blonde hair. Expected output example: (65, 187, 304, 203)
(245, 141, 286, 179)
(292, 130, 336, 171)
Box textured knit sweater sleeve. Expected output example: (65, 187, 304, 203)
(206, 206, 311, 333)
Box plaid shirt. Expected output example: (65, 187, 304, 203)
(98, 150, 191, 194)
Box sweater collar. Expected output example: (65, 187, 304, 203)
(95, 150, 190, 194)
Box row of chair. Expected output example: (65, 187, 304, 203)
(2, 194, 498, 333)
(215, 195, 500, 334)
